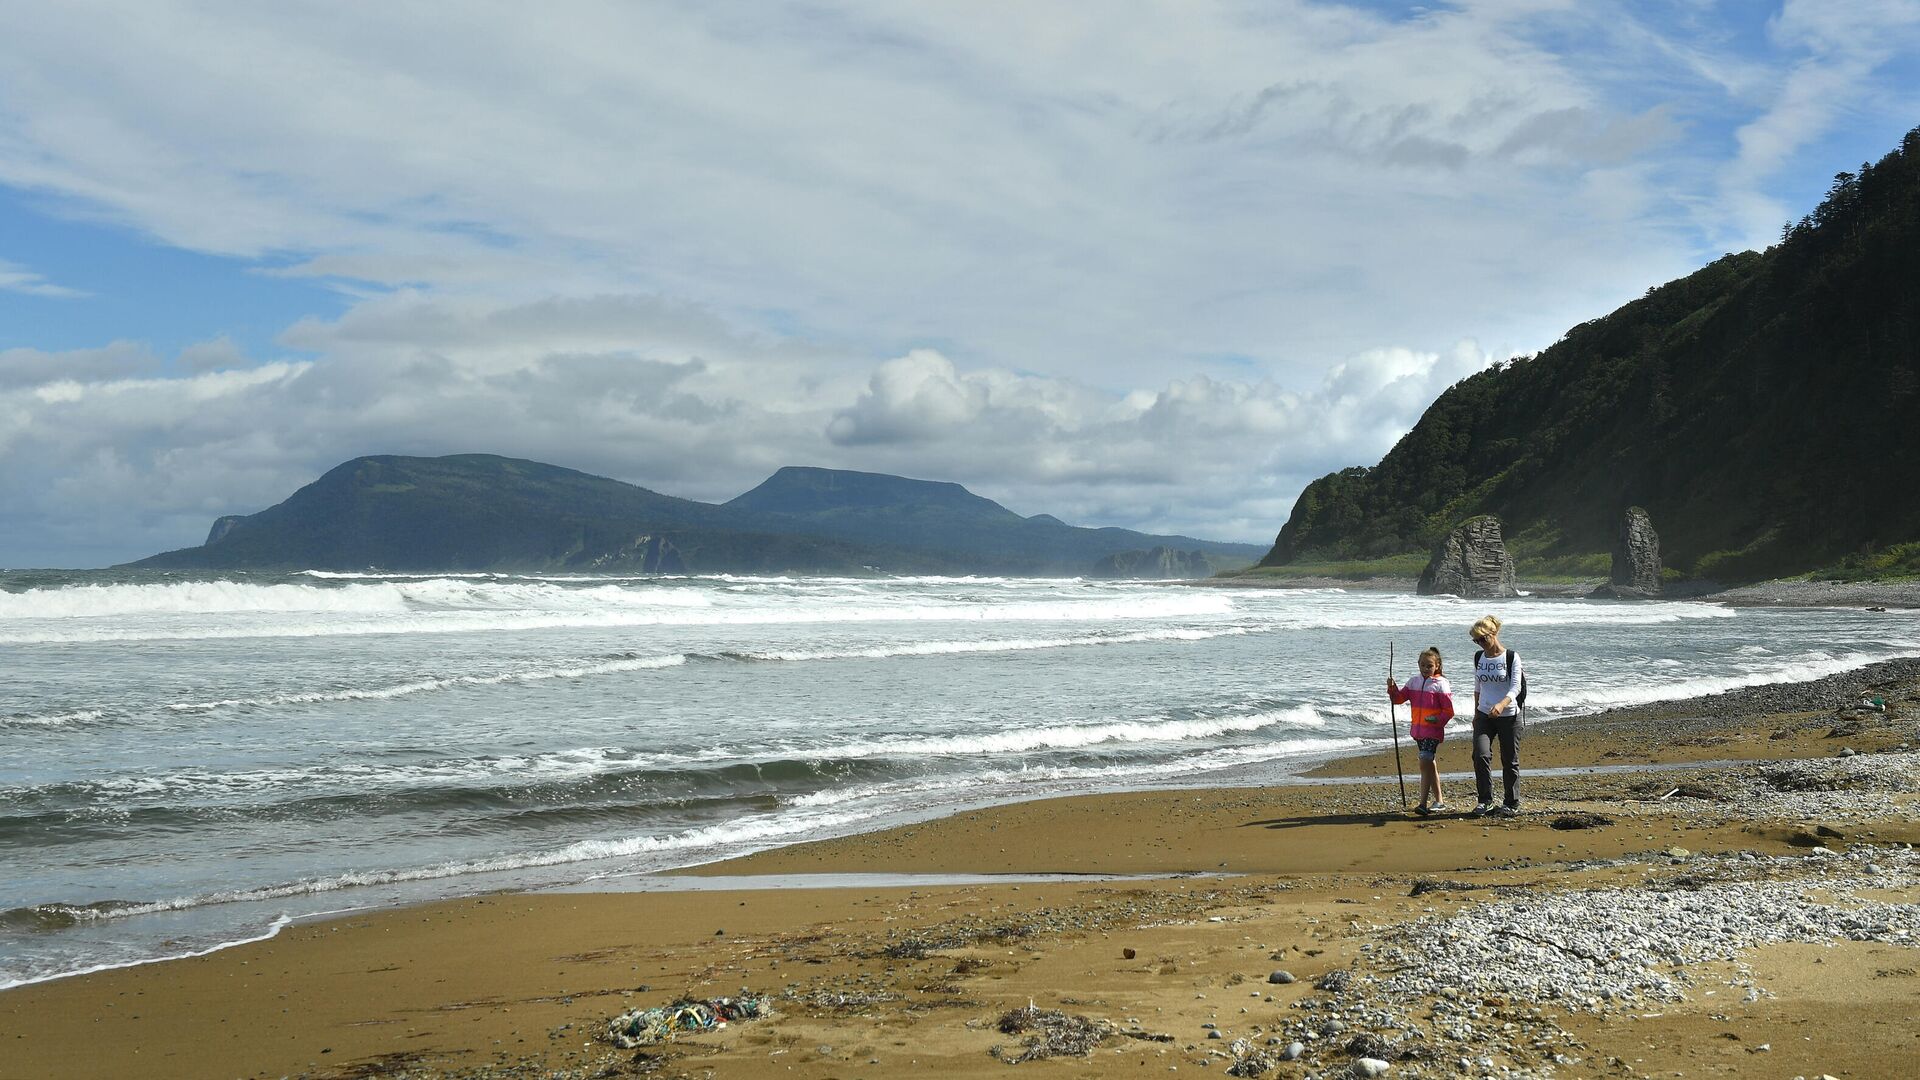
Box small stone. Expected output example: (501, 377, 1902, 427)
(1208, 1030, 1223, 1040)
(1267, 970, 1296, 985)
(1351, 1058, 1391, 1077)
(1280, 1042, 1305, 1061)
(1665, 846, 1691, 858)
(1839, 747, 1857, 757)
(1124, 948, 1138, 960)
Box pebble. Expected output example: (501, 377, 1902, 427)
(1280, 1041, 1305, 1061)
(1352, 1058, 1391, 1077)
(1267, 970, 1296, 984)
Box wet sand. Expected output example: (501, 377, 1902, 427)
(3, 669, 1918, 1079)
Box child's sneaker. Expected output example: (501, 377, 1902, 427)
(1470, 802, 1494, 817)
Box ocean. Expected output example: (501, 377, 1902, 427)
(1, 569, 1912, 989)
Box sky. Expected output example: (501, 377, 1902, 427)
(2, 1, 1918, 567)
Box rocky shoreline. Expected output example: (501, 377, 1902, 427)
(1198, 572, 1920, 610)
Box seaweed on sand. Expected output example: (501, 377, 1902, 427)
(990, 1007, 1113, 1062)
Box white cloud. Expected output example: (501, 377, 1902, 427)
(0, 1, 1729, 385)
(0, 3, 1914, 564)
(1717, 0, 1920, 247)
(0, 257, 86, 298)
(0, 293, 1498, 564)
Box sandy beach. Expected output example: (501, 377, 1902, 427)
(4, 662, 1918, 1079)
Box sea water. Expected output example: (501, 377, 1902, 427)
(2, 569, 1913, 988)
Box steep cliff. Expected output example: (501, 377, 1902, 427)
(1262, 125, 1920, 582)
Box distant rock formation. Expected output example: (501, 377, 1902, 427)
(1592, 507, 1662, 599)
(586, 534, 685, 574)
(1417, 516, 1517, 598)
(205, 515, 246, 546)
(1088, 547, 1214, 580)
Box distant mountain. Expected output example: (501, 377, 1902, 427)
(726, 466, 1262, 573)
(125, 455, 886, 573)
(1261, 124, 1920, 583)
(127, 456, 1263, 575)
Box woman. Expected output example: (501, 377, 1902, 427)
(1468, 615, 1524, 817)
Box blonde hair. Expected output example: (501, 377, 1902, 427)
(1418, 646, 1443, 675)
(1470, 615, 1502, 643)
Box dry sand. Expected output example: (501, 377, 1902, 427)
(3, 669, 1918, 1079)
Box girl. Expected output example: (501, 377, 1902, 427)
(1468, 615, 1525, 817)
(1387, 646, 1455, 815)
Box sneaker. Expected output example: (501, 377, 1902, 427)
(1428, 802, 1451, 815)
(1491, 804, 1519, 818)
(1470, 802, 1494, 817)
(1414, 803, 1432, 817)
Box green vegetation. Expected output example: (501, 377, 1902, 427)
(1260, 124, 1920, 585)
(1807, 541, 1920, 582)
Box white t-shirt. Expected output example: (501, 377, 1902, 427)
(1475, 649, 1522, 716)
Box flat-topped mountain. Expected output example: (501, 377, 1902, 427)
(726, 466, 1258, 572)
(1261, 124, 1920, 583)
(127, 455, 1262, 575)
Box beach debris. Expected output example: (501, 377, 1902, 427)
(1407, 878, 1477, 897)
(990, 1005, 1113, 1063)
(1313, 968, 1352, 993)
(1266, 969, 1296, 984)
(1549, 812, 1615, 830)
(1225, 1036, 1276, 1076)
(1343, 1032, 1390, 1059)
(604, 992, 770, 1048)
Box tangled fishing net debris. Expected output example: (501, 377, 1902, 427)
(604, 993, 771, 1049)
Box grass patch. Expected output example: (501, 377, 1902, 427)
(1807, 541, 1920, 581)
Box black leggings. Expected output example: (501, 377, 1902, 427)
(1472, 710, 1522, 807)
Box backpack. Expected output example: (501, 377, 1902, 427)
(1474, 648, 1528, 709)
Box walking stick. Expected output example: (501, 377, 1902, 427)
(1388, 640, 1409, 810)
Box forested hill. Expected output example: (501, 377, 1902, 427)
(1261, 124, 1920, 583)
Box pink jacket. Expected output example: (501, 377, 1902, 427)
(1389, 674, 1454, 741)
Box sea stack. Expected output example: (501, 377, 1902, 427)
(1417, 515, 1518, 598)
(1593, 506, 1662, 598)
(1088, 546, 1213, 580)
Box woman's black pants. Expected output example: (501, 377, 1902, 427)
(1472, 710, 1522, 808)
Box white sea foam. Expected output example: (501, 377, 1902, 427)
(165, 653, 689, 712)
(1528, 649, 1898, 714)
(10, 743, 717, 803)
(0, 914, 297, 992)
(14, 808, 875, 927)
(816, 705, 1332, 759)
(0, 709, 105, 729)
(786, 737, 1361, 809)
(739, 626, 1249, 662)
(0, 580, 1235, 643)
